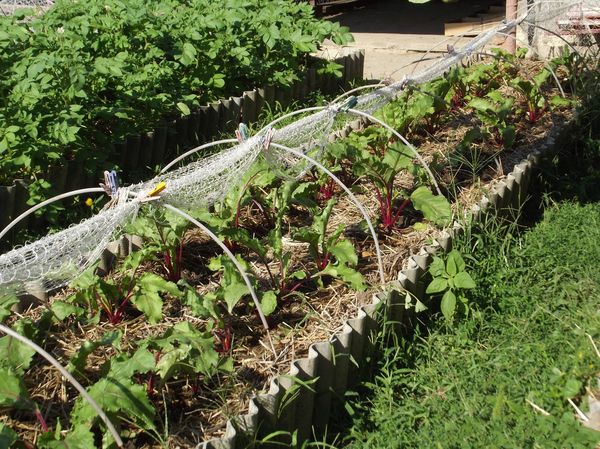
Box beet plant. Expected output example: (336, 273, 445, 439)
(293, 198, 366, 291)
(66, 252, 182, 324)
(130, 210, 190, 282)
(468, 90, 516, 149)
(511, 68, 552, 123)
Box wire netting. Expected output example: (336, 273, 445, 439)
(1, 0, 599, 297)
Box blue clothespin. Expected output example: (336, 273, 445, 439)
(236, 123, 250, 143)
(338, 95, 358, 113)
(101, 170, 119, 198)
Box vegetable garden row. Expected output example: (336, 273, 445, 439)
(0, 41, 592, 448)
(0, 0, 352, 216)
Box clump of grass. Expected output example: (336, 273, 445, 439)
(340, 201, 600, 449)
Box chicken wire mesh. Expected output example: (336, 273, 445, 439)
(1, 0, 599, 298)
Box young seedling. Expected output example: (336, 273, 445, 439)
(468, 90, 516, 149)
(426, 249, 476, 322)
(129, 209, 190, 282)
(293, 198, 366, 291)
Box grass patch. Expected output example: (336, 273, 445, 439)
(339, 201, 600, 448)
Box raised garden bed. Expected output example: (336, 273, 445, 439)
(0, 0, 357, 235)
(0, 47, 595, 449)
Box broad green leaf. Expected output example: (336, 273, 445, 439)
(0, 423, 17, 448)
(428, 257, 446, 278)
(177, 102, 191, 116)
(0, 368, 27, 407)
(156, 346, 191, 379)
(453, 271, 476, 289)
(0, 295, 18, 322)
(322, 264, 367, 291)
(426, 277, 448, 294)
(329, 239, 359, 267)
(410, 186, 452, 226)
(223, 281, 250, 313)
(468, 97, 495, 113)
(381, 143, 414, 182)
(51, 300, 85, 320)
(139, 273, 181, 297)
(71, 378, 156, 432)
(441, 290, 456, 321)
(260, 290, 278, 316)
(67, 331, 121, 375)
(0, 321, 37, 374)
(133, 273, 181, 323)
(108, 347, 155, 379)
(132, 290, 163, 324)
(446, 249, 466, 276)
(37, 424, 95, 449)
(550, 95, 572, 107)
(181, 287, 218, 319)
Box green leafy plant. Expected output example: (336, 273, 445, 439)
(67, 253, 182, 324)
(352, 141, 452, 231)
(128, 209, 190, 282)
(0, 0, 353, 200)
(425, 249, 476, 321)
(293, 198, 366, 291)
(509, 64, 556, 123)
(468, 90, 516, 149)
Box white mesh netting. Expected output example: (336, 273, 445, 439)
(1, 0, 599, 297)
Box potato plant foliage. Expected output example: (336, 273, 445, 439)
(0, 0, 352, 193)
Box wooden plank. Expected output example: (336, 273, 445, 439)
(444, 20, 501, 36)
(391, 34, 472, 52)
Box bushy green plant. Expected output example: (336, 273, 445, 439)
(425, 249, 476, 321)
(0, 0, 352, 189)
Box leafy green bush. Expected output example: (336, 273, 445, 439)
(0, 0, 352, 185)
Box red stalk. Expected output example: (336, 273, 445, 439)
(34, 408, 49, 433)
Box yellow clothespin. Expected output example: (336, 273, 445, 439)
(148, 181, 166, 197)
(139, 181, 166, 203)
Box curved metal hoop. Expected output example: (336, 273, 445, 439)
(162, 203, 270, 330)
(0, 187, 106, 241)
(257, 106, 441, 196)
(160, 139, 239, 174)
(269, 142, 386, 285)
(0, 323, 124, 447)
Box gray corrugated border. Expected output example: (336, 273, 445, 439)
(197, 124, 573, 448)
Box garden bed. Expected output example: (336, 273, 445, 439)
(0, 0, 357, 237)
(0, 48, 594, 449)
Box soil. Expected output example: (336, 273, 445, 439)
(0, 57, 576, 448)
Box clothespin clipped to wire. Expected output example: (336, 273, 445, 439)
(138, 181, 166, 203)
(400, 75, 410, 90)
(235, 123, 250, 143)
(261, 128, 275, 151)
(338, 95, 358, 113)
(100, 170, 119, 198)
